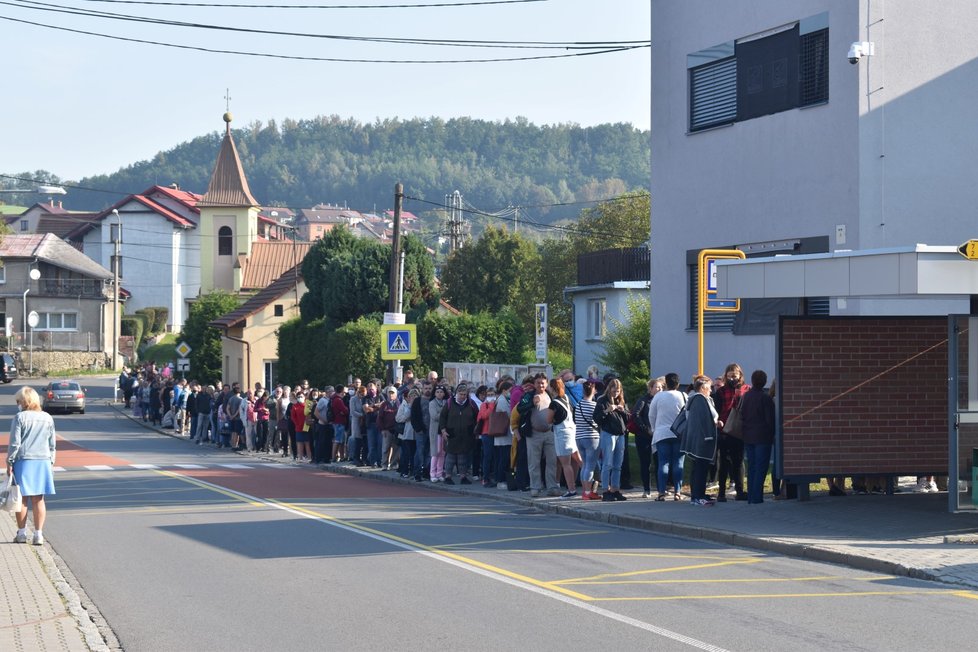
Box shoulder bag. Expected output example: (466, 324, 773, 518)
(669, 393, 689, 439)
(722, 394, 744, 439)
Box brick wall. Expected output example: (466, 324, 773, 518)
(779, 317, 948, 477)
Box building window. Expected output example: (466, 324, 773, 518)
(688, 13, 828, 132)
(587, 299, 607, 338)
(36, 312, 78, 331)
(218, 226, 233, 256)
(19, 220, 28, 232)
(273, 304, 284, 317)
(0, 267, 5, 284)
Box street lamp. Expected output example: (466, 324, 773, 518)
(26, 268, 40, 374)
(110, 209, 122, 371)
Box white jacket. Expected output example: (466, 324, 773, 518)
(647, 390, 686, 445)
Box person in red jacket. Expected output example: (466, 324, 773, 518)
(330, 386, 351, 462)
(712, 363, 750, 501)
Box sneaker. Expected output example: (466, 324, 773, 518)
(497, 482, 508, 490)
(601, 491, 615, 502)
(560, 491, 577, 499)
(460, 477, 472, 485)
(32, 532, 44, 546)
(642, 491, 652, 499)
(443, 477, 455, 485)
(691, 498, 715, 507)
(530, 490, 542, 498)
(12, 532, 27, 544)
(547, 488, 563, 497)
(613, 491, 627, 501)
(927, 481, 939, 492)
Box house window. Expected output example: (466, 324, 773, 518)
(273, 304, 284, 317)
(0, 267, 5, 284)
(218, 226, 233, 256)
(36, 312, 78, 331)
(587, 299, 606, 338)
(19, 220, 28, 232)
(688, 13, 828, 131)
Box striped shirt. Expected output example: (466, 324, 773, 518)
(574, 398, 599, 443)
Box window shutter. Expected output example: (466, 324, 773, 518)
(690, 57, 737, 131)
(799, 28, 829, 106)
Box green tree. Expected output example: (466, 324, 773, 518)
(417, 308, 528, 371)
(183, 290, 240, 384)
(596, 294, 651, 402)
(440, 226, 543, 332)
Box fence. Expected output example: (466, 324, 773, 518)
(8, 331, 103, 352)
(576, 247, 650, 286)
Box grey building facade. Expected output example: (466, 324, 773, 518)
(651, 0, 978, 379)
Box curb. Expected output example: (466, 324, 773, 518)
(106, 405, 975, 590)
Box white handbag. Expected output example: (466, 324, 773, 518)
(1, 474, 23, 513)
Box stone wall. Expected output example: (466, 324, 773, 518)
(22, 351, 111, 376)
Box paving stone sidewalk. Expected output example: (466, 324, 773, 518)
(0, 509, 108, 651)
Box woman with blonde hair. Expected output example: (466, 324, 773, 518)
(7, 387, 57, 545)
(593, 378, 629, 502)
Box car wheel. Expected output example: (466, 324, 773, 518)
(2, 379, 10, 384)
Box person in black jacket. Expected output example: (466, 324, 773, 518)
(740, 370, 776, 504)
(681, 375, 721, 506)
(593, 378, 629, 502)
(631, 378, 663, 498)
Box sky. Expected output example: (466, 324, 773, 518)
(0, 0, 650, 181)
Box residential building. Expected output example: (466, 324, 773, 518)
(294, 206, 362, 241)
(564, 247, 650, 377)
(7, 201, 97, 241)
(72, 185, 202, 330)
(650, 0, 978, 377)
(0, 234, 117, 355)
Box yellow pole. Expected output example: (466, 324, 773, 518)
(697, 249, 746, 377)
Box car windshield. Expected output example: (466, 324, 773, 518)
(52, 382, 81, 391)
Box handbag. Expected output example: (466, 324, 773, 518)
(487, 411, 510, 437)
(669, 394, 690, 439)
(2, 474, 23, 513)
(722, 396, 744, 439)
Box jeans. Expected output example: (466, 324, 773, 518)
(480, 435, 494, 480)
(526, 430, 557, 492)
(744, 443, 772, 504)
(398, 439, 416, 476)
(493, 445, 511, 484)
(196, 414, 211, 442)
(599, 431, 625, 491)
(655, 438, 684, 495)
(578, 437, 601, 489)
(367, 425, 381, 466)
(444, 452, 470, 479)
(414, 430, 430, 478)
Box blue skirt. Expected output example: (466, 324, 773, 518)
(13, 459, 56, 497)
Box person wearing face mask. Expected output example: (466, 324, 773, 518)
(428, 385, 448, 482)
(438, 384, 478, 485)
(475, 386, 498, 487)
(713, 363, 750, 502)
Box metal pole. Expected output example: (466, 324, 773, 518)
(388, 184, 403, 384)
(111, 209, 121, 371)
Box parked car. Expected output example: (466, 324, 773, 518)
(0, 353, 17, 383)
(42, 380, 86, 414)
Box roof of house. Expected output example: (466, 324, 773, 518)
(384, 210, 418, 220)
(198, 120, 259, 208)
(238, 240, 312, 291)
(0, 233, 113, 279)
(297, 207, 360, 223)
(65, 185, 201, 240)
(209, 263, 303, 329)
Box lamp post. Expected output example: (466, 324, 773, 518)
(110, 209, 122, 371)
(26, 268, 40, 374)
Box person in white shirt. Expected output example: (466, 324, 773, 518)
(647, 372, 688, 501)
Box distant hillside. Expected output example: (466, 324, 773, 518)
(59, 115, 650, 222)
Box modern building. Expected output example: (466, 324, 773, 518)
(564, 247, 650, 377)
(650, 0, 978, 378)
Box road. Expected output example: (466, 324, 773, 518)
(3, 377, 976, 651)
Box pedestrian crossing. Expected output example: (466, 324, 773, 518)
(52, 463, 301, 473)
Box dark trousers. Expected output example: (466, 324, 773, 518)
(399, 439, 417, 476)
(514, 436, 530, 490)
(256, 420, 269, 451)
(691, 457, 711, 501)
(480, 435, 494, 480)
(716, 434, 745, 497)
(619, 432, 633, 488)
(287, 423, 297, 459)
(493, 445, 511, 484)
(314, 424, 333, 464)
(635, 435, 653, 493)
(745, 443, 772, 504)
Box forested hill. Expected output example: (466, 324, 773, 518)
(65, 116, 650, 220)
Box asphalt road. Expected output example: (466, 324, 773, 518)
(3, 377, 976, 651)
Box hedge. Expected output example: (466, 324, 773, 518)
(135, 308, 157, 335)
(149, 306, 169, 333)
(121, 316, 144, 349)
(277, 316, 385, 386)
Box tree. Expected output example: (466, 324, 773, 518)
(597, 294, 651, 403)
(440, 226, 543, 332)
(182, 290, 240, 384)
(417, 308, 528, 371)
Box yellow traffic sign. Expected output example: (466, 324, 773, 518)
(175, 341, 192, 357)
(380, 324, 418, 360)
(958, 240, 978, 260)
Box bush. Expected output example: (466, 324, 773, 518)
(121, 316, 144, 348)
(135, 308, 157, 335)
(278, 316, 384, 386)
(417, 307, 528, 371)
(150, 306, 169, 333)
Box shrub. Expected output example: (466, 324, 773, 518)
(150, 306, 169, 333)
(135, 308, 157, 335)
(417, 307, 528, 371)
(121, 316, 144, 349)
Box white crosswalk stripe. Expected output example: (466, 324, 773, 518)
(84, 465, 114, 471)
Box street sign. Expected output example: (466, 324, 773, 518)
(380, 324, 417, 360)
(177, 357, 190, 372)
(27, 311, 39, 328)
(175, 341, 192, 357)
(535, 303, 548, 362)
(958, 240, 978, 260)
(707, 259, 719, 292)
(706, 298, 738, 310)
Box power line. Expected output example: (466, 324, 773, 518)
(9, 1, 647, 49)
(0, 14, 648, 62)
(73, 0, 545, 8)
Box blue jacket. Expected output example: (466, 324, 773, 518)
(7, 410, 56, 465)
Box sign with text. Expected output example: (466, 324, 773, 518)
(535, 303, 548, 362)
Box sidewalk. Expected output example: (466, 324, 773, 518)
(120, 406, 978, 590)
(0, 509, 109, 651)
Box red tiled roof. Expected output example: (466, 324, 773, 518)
(67, 186, 200, 239)
(210, 264, 302, 329)
(239, 240, 312, 291)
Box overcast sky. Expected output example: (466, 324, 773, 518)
(0, 0, 650, 181)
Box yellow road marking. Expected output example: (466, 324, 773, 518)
(552, 559, 762, 584)
(151, 468, 593, 602)
(356, 521, 589, 532)
(588, 590, 959, 601)
(435, 530, 605, 549)
(53, 486, 201, 503)
(516, 550, 755, 561)
(953, 591, 978, 600)
(566, 575, 895, 586)
(55, 503, 256, 518)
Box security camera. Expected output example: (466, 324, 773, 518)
(848, 41, 875, 64)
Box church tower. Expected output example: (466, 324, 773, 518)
(197, 111, 260, 293)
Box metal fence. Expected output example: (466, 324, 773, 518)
(576, 247, 651, 286)
(7, 332, 103, 352)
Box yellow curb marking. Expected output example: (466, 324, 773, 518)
(566, 574, 895, 586)
(953, 591, 978, 601)
(588, 589, 959, 601)
(516, 550, 756, 561)
(552, 559, 762, 584)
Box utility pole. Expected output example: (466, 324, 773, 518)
(110, 209, 122, 372)
(514, 205, 519, 234)
(388, 184, 404, 385)
(445, 190, 463, 254)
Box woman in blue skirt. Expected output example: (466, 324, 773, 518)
(6, 386, 56, 546)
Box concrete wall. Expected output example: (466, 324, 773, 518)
(28, 350, 111, 375)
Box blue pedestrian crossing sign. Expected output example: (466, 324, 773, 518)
(380, 324, 418, 360)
